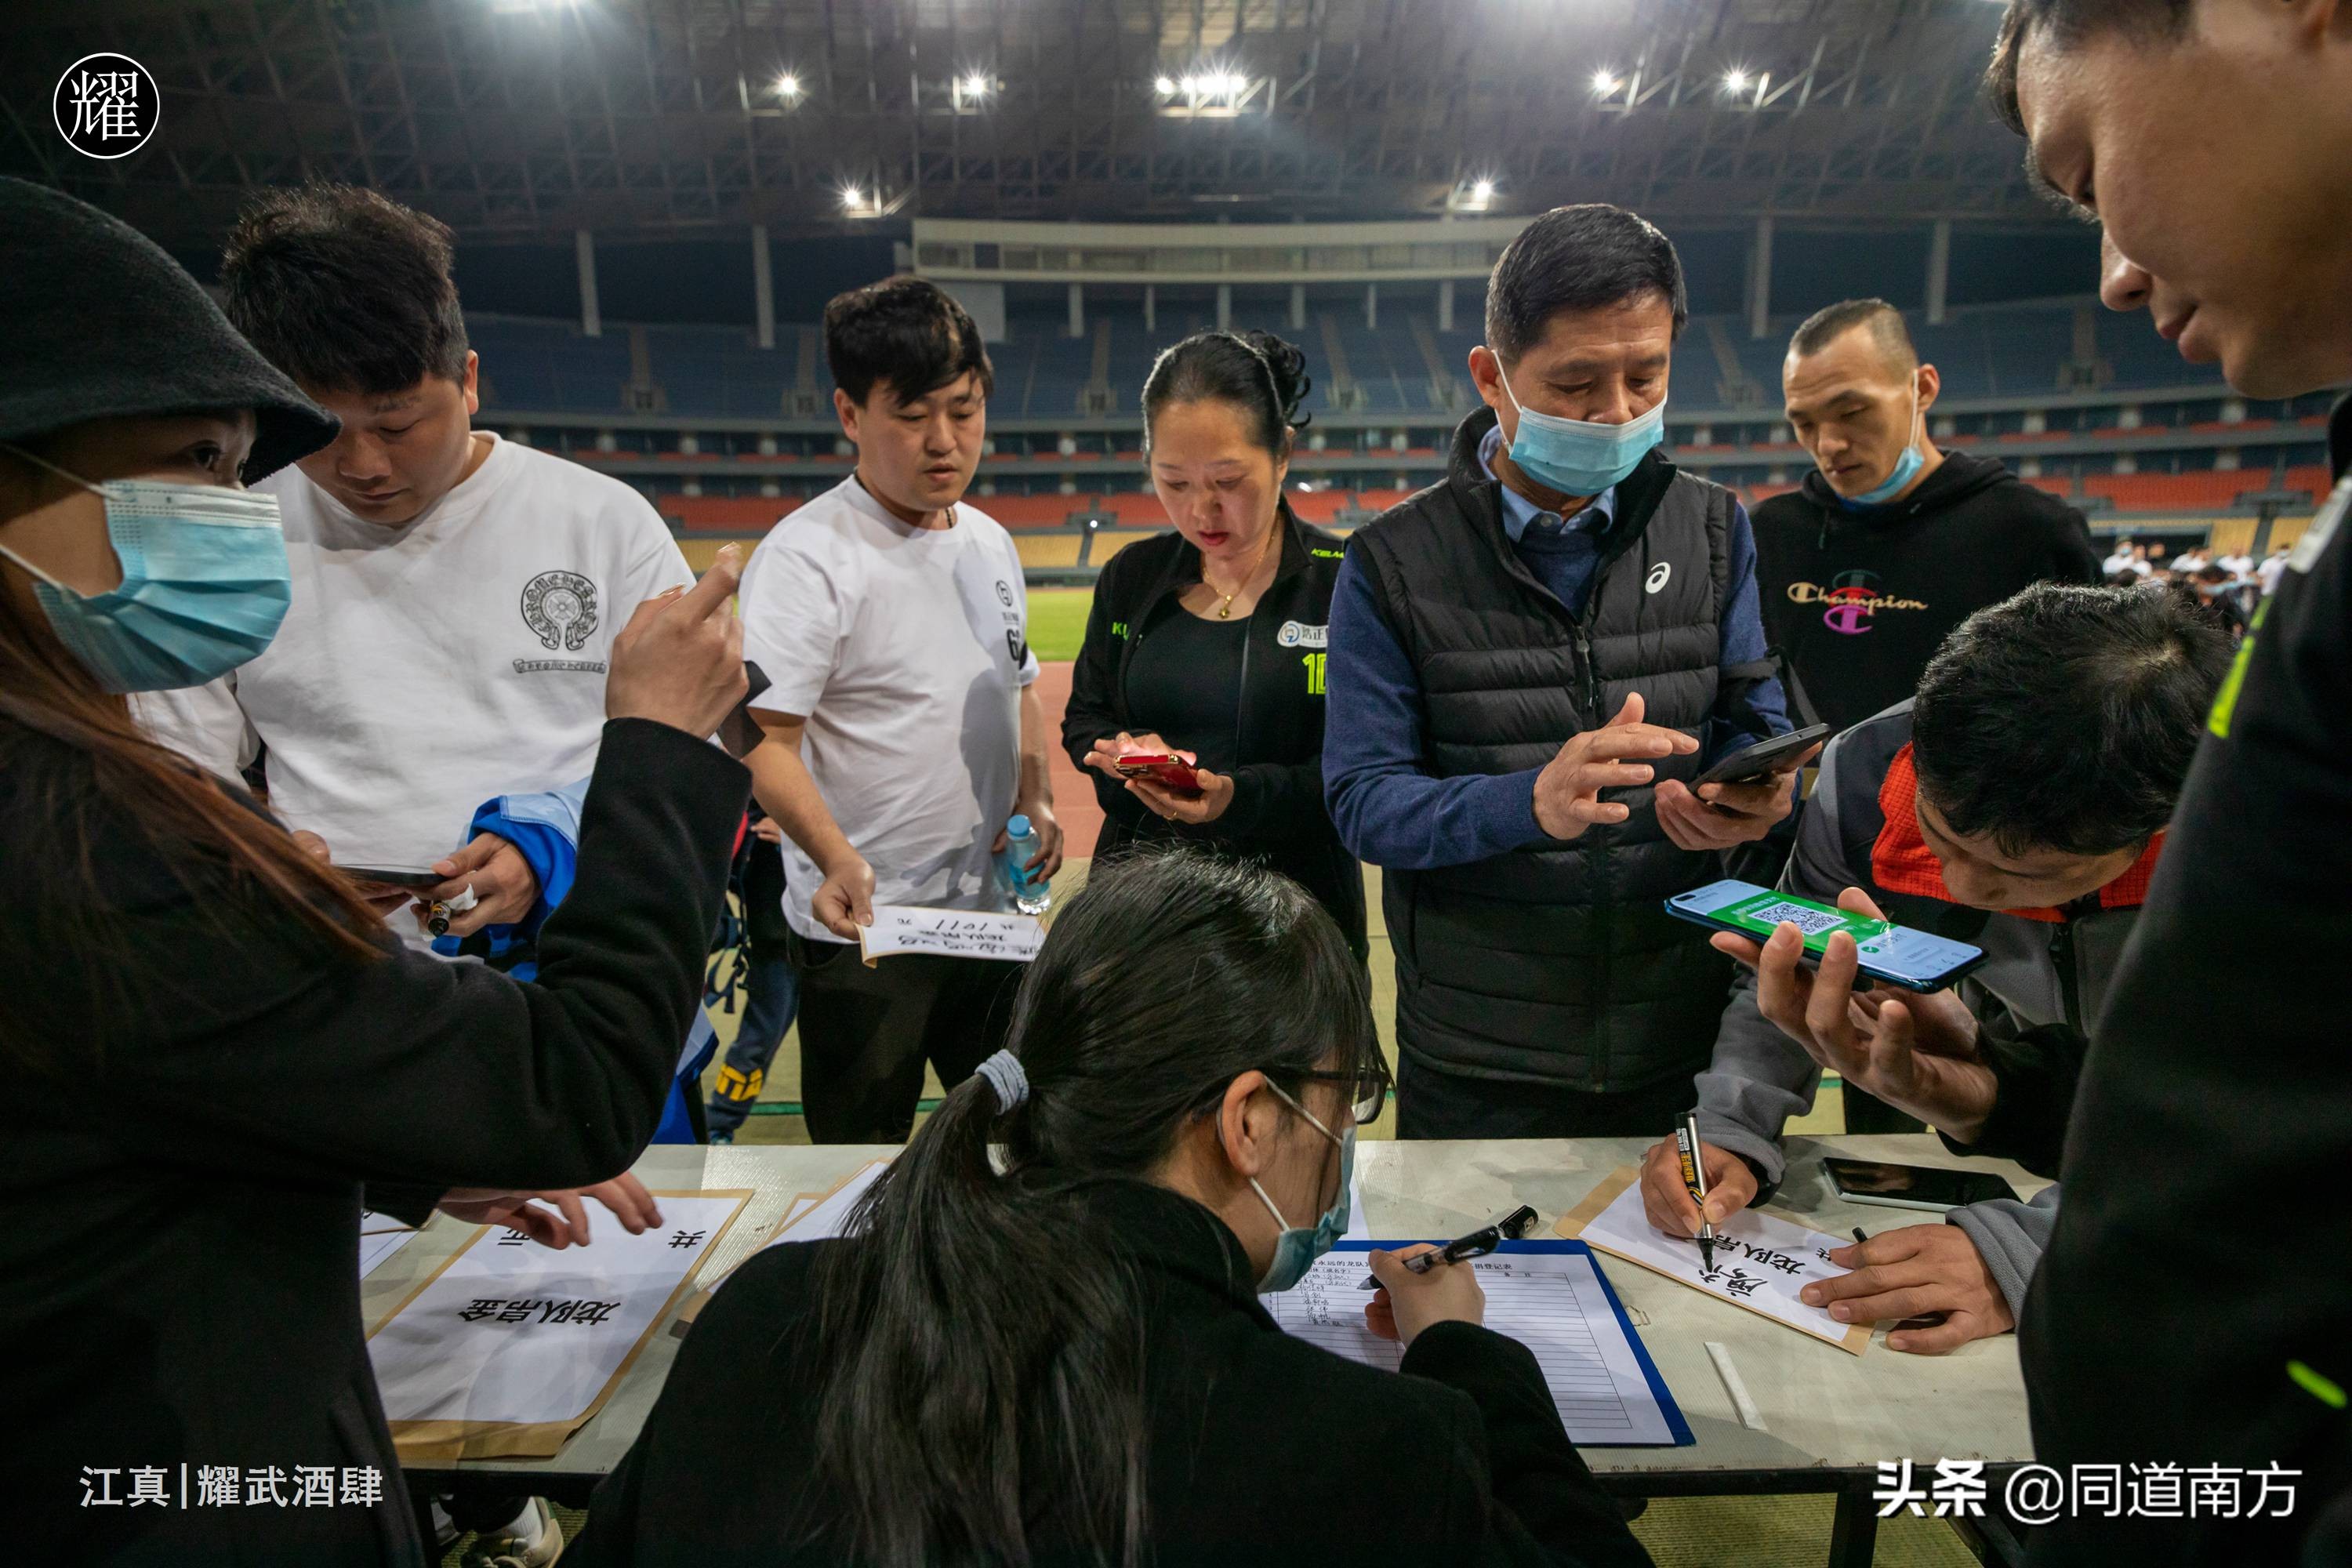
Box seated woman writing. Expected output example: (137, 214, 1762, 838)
(574, 848, 1649, 1568)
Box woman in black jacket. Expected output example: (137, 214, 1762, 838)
(0, 179, 751, 1567)
(1062, 329, 1366, 957)
(574, 849, 1649, 1568)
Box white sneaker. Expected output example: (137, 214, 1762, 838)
(463, 1495, 564, 1568)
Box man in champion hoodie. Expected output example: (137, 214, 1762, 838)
(1751, 299, 2103, 735)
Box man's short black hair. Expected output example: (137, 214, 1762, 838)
(1484, 203, 1687, 361)
(1911, 581, 2229, 858)
(220, 184, 468, 395)
(1988, 0, 2195, 136)
(824, 276, 994, 408)
(1789, 298, 1918, 368)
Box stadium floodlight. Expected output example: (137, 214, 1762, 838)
(1722, 68, 1750, 93)
(1472, 179, 1495, 201)
(840, 185, 864, 209)
(961, 73, 991, 98)
(1591, 69, 1621, 95)
(776, 73, 802, 100)
(1155, 75, 1176, 94)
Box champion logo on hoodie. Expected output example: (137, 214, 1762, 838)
(1784, 568, 1929, 635)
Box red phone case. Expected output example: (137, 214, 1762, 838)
(1112, 753, 1203, 795)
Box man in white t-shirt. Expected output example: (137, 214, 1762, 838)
(137, 181, 693, 1566)
(741, 277, 1062, 1144)
(2100, 535, 2139, 577)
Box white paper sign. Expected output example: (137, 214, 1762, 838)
(858, 906, 1044, 965)
(367, 1192, 746, 1425)
(1562, 1169, 1870, 1353)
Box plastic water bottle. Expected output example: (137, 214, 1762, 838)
(999, 815, 1051, 916)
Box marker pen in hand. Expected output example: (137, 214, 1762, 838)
(1677, 1108, 1716, 1272)
(1358, 1206, 1538, 1290)
(426, 885, 478, 938)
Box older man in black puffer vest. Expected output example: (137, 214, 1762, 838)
(1324, 205, 1801, 1139)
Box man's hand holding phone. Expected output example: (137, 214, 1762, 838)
(1715, 886, 1998, 1140)
(1653, 738, 1820, 851)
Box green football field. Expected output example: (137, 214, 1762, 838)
(1026, 586, 1098, 662)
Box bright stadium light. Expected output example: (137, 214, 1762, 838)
(1722, 68, 1751, 93)
(1592, 68, 1621, 95)
(840, 185, 863, 209)
(776, 72, 802, 100)
(1155, 74, 1176, 94)
(961, 72, 991, 98)
(1472, 179, 1495, 201)
(1179, 74, 1202, 93)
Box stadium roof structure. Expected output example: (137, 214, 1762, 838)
(3, 0, 2060, 246)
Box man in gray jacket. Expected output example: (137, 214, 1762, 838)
(1639, 581, 2229, 1352)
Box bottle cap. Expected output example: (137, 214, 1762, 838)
(1007, 814, 1033, 836)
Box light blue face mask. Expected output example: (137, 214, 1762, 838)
(1495, 365, 1666, 497)
(1248, 1082, 1355, 1294)
(0, 445, 291, 693)
(1835, 385, 1926, 510)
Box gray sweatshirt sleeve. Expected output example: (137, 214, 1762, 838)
(1692, 735, 1863, 1201)
(1947, 1183, 2060, 1323)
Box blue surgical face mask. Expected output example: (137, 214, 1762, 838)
(1248, 1083, 1354, 1294)
(1835, 383, 1926, 510)
(0, 445, 291, 693)
(1495, 365, 1666, 497)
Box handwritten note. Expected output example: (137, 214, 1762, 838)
(1261, 1242, 1689, 1445)
(1556, 1167, 1872, 1354)
(368, 1192, 750, 1427)
(858, 906, 1044, 966)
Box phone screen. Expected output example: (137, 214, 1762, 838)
(1668, 879, 1985, 991)
(1824, 1159, 2020, 1209)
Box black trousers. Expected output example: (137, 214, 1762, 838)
(1395, 1055, 1701, 1141)
(787, 931, 1022, 1144)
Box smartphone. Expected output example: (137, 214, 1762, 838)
(1693, 724, 1831, 788)
(1112, 753, 1203, 796)
(339, 866, 445, 891)
(1824, 1158, 2021, 1213)
(1664, 878, 1987, 993)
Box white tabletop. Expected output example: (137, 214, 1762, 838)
(370, 1133, 2045, 1489)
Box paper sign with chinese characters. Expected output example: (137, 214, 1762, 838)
(858, 905, 1044, 965)
(366, 1189, 751, 1457)
(1556, 1167, 1873, 1354)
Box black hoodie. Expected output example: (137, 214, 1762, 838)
(1749, 449, 2102, 734)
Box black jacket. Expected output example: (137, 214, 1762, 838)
(1752, 452, 2102, 735)
(1342, 410, 1769, 1091)
(2020, 448, 2352, 1563)
(572, 1178, 1650, 1568)
(1063, 505, 1366, 956)
(0, 719, 749, 1568)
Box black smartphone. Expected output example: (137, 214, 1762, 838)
(1824, 1158, 2021, 1213)
(338, 865, 445, 891)
(717, 659, 773, 759)
(1693, 723, 1831, 788)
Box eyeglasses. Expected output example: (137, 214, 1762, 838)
(1294, 1066, 1389, 1127)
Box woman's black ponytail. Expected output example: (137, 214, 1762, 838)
(803, 848, 1385, 1568)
